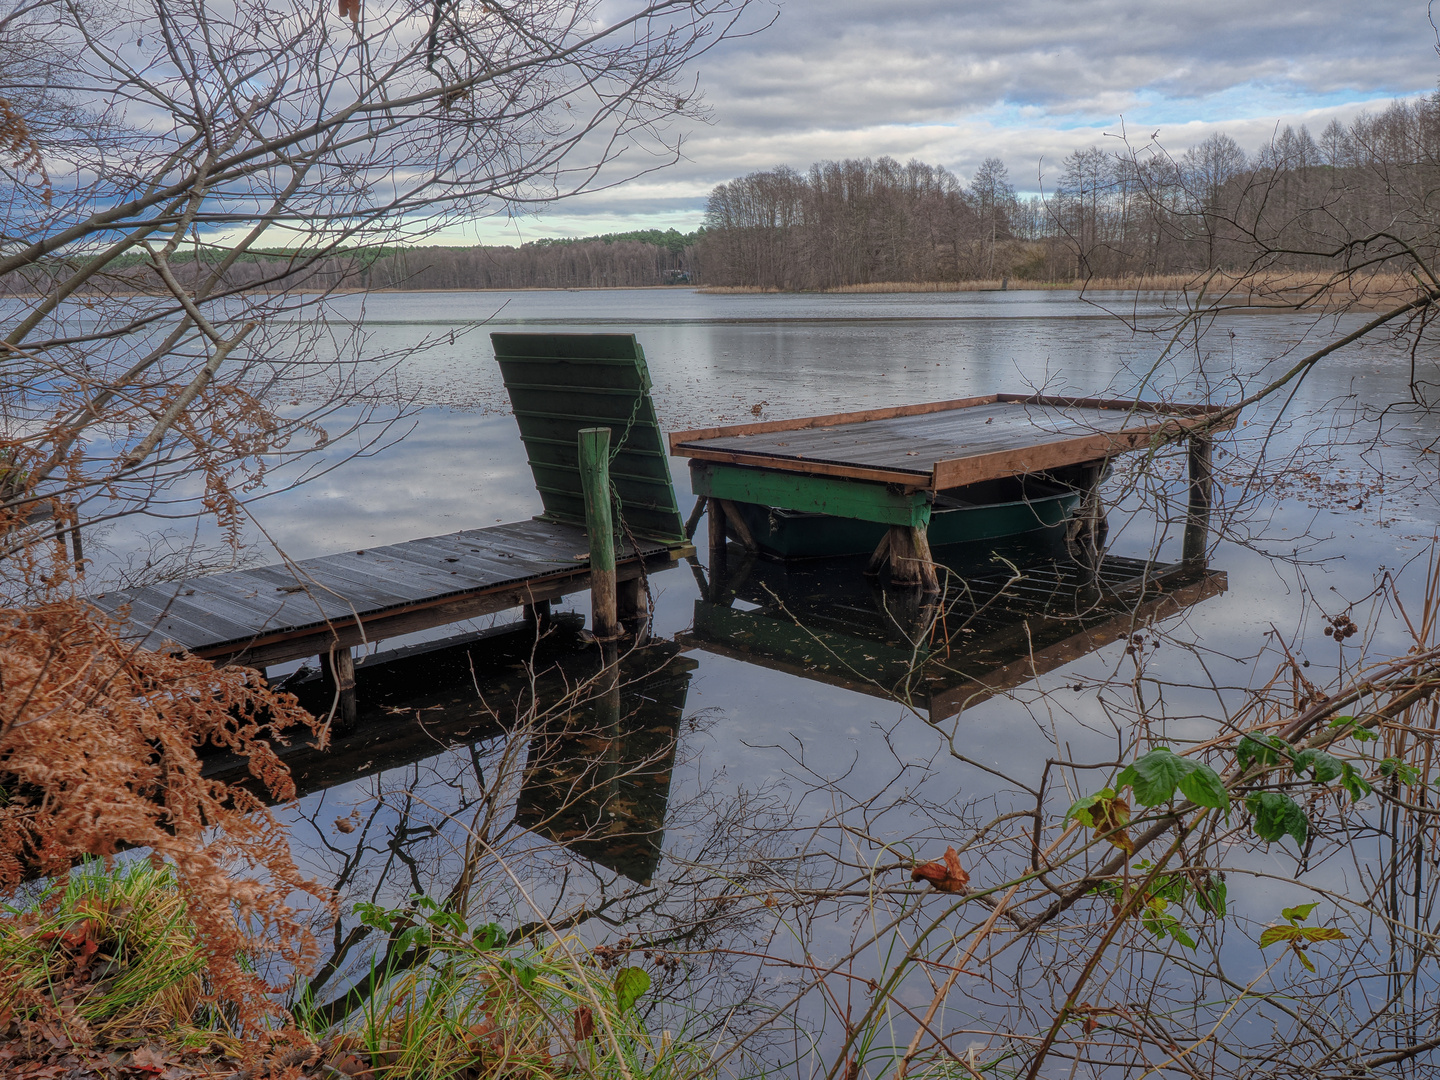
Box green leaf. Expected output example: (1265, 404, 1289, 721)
(1292, 749, 1344, 783)
(1119, 748, 1228, 811)
(1118, 748, 1191, 805)
(1177, 762, 1231, 812)
(1065, 788, 1116, 829)
(1238, 734, 1284, 772)
(614, 966, 650, 1012)
(1379, 758, 1421, 786)
(471, 922, 507, 950)
(1328, 716, 1377, 743)
(1246, 791, 1309, 847)
(1259, 924, 1306, 947)
(1281, 902, 1319, 924)
(1339, 762, 1372, 802)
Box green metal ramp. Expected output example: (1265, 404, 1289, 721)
(492, 333, 686, 544)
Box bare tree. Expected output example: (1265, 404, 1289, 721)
(0, 0, 753, 595)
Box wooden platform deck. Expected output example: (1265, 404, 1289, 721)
(670, 393, 1225, 490)
(89, 519, 678, 669)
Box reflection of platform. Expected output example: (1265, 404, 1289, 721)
(678, 544, 1226, 722)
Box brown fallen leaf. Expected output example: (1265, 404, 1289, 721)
(911, 845, 970, 893)
(334, 815, 356, 834)
(574, 1005, 595, 1042)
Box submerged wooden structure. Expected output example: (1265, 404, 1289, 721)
(670, 393, 1228, 589)
(90, 333, 692, 728)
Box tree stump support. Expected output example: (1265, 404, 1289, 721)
(578, 427, 620, 640)
(884, 525, 939, 592)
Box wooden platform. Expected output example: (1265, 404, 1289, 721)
(88, 519, 679, 668)
(670, 393, 1225, 490)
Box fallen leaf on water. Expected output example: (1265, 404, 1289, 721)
(334, 816, 356, 834)
(911, 846, 970, 893)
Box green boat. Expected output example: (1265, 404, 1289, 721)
(728, 476, 1082, 560)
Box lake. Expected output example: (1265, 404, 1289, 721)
(98, 289, 1440, 1073)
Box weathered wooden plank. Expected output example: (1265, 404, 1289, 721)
(668, 394, 1004, 449)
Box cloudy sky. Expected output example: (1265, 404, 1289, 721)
(464, 0, 1440, 244)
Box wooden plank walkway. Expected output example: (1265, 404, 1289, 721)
(89, 519, 678, 668)
(670, 393, 1225, 490)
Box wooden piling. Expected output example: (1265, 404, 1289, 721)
(617, 576, 648, 638)
(718, 499, 758, 551)
(1182, 435, 1213, 567)
(323, 645, 357, 735)
(887, 526, 920, 585)
(911, 526, 940, 593)
(523, 599, 551, 631)
(578, 427, 620, 640)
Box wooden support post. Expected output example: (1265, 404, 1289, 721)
(68, 508, 84, 578)
(887, 525, 920, 586)
(323, 645, 357, 735)
(617, 576, 648, 637)
(523, 599, 551, 631)
(683, 495, 706, 539)
(718, 499, 757, 551)
(864, 530, 892, 576)
(707, 497, 728, 599)
(578, 427, 620, 640)
(1182, 435, 1213, 568)
(911, 526, 940, 593)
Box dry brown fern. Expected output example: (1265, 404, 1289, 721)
(0, 598, 331, 1025)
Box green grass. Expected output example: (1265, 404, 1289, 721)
(0, 860, 224, 1049)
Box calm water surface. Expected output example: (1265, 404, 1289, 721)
(95, 289, 1440, 1067)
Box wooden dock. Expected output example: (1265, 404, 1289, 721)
(88, 332, 694, 729)
(88, 519, 678, 669)
(670, 393, 1230, 588)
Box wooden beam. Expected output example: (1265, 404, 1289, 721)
(718, 499, 758, 551)
(676, 446, 930, 488)
(683, 495, 706, 539)
(668, 394, 1002, 450)
(864, 530, 891, 577)
(910, 526, 940, 593)
(322, 645, 357, 736)
(690, 460, 932, 528)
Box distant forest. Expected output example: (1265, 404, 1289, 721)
(697, 92, 1440, 289)
(15, 93, 1440, 295)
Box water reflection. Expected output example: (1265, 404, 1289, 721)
(684, 531, 1227, 722)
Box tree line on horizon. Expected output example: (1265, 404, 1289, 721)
(695, 92, 1440, 289)
(12, 94, 1438, 297)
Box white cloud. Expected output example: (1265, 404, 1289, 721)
(453, 0, 1440, 242)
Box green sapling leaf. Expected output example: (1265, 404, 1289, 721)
(614, 965, 650, 1012)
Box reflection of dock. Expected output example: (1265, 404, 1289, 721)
(204, 622, 694, 885)
(679, 544, 1226, 722)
